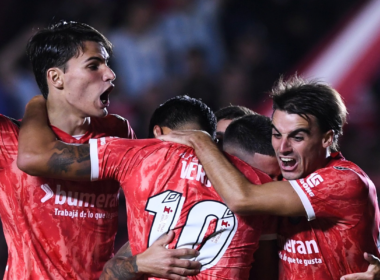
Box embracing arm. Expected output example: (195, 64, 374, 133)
(17, 96, 91, 180)
(101, 241, 141, 280)
(101, 231, 201, 280)
(340, 253, 380, 280)
(159, 131, 305, 217)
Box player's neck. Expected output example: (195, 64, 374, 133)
(46, 99, 90, 136)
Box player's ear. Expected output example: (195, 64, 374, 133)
(47, 67, 64, 90)
(153, 125, 163, 138)
(322, 129, 334, 148)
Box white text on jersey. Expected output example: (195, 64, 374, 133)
(50, 185, 119, 208)
(180, 161, 212, 187)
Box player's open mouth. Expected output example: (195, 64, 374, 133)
(280, 157, 296, 167)
(100, 86, 113, 105)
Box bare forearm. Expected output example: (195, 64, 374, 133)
(188, 133, 255, 214)
(103, 232, 201, 280)
(17, 96, 91, 180)
(101, 257, 141, 280)
(101, 242, 141, 280)
(187, 133, 304, 217)
(159, 131, 305, 217)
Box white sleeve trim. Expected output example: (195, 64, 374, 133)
(289, 180, 316, 221)
(89, 139, 99, 181)
(259, 233, 277, 241)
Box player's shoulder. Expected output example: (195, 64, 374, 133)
(225, 153, 272, 184)
(90, 114, 136, 139)
(0, 114, 20, 130)
(97, 137, 160, 151)
(309, 155, 369, 188)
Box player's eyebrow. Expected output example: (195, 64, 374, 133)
(84, 56, 107, 63)
(288, 128, 310, 137)
(271, 124, 280, 134)
(271, 125, 310, 136)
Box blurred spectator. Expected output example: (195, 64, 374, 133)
(217, 63, 251, 109)
(228, 28, 278, 106)
(0, 26, 40, 119)
(179, 48, 219, 111)
(159, 0, 225, 75)
(109, 0, 167, 100)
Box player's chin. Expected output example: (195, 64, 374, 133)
(95, 108, 108, 118)
(102, 108, 108, 117)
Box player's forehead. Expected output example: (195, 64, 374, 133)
(272, 110, 318, 135)
(69, 41, 109, 64)
(216, 119, 233, 133)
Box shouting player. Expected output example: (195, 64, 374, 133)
(17, 95, 276, 279)
(0, 20, 135, 279)
(158, 76, 380, 279)
(0, 21, 196, 279)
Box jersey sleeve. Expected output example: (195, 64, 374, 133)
(289, 167, 369, 226)
(89, 137, 138, 182)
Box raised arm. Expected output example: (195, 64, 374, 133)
(159, 130, 305, 217)
(100, 231, 201, 280)
(17, 96, 91, 180)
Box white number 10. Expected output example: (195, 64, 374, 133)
(146, 190, 237, 270)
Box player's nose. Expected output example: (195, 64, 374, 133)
(104, 65, 116, 82)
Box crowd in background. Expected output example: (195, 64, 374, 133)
(1, 0, 380, 277)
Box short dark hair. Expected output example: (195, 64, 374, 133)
(215, 105, 255, 122)
(223, 115, 275, 156)
(270, 75, 347, 152)
(26, 20, 113, 98)
(148, 95, 217, 139)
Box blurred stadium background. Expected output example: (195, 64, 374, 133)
(1, 0, 380, 276)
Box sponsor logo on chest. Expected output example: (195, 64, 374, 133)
(40, 184, 118, 208)
(278, 235, 323, 266)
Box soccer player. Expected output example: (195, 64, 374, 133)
(99, 103, 281, 280)
(0, 20, 192, 280)
(214, 105, 255, 149)
(157, 76, 380, 279)
(17, 95, 275, 279)
(223, 114, 282, 182)
(223, 114, 280, 280)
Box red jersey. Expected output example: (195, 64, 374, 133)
(278, 152, 380, 279)
(90, 137, 273, 280)
(0, 115, 19, 168)
(0, 114, 135, 280)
